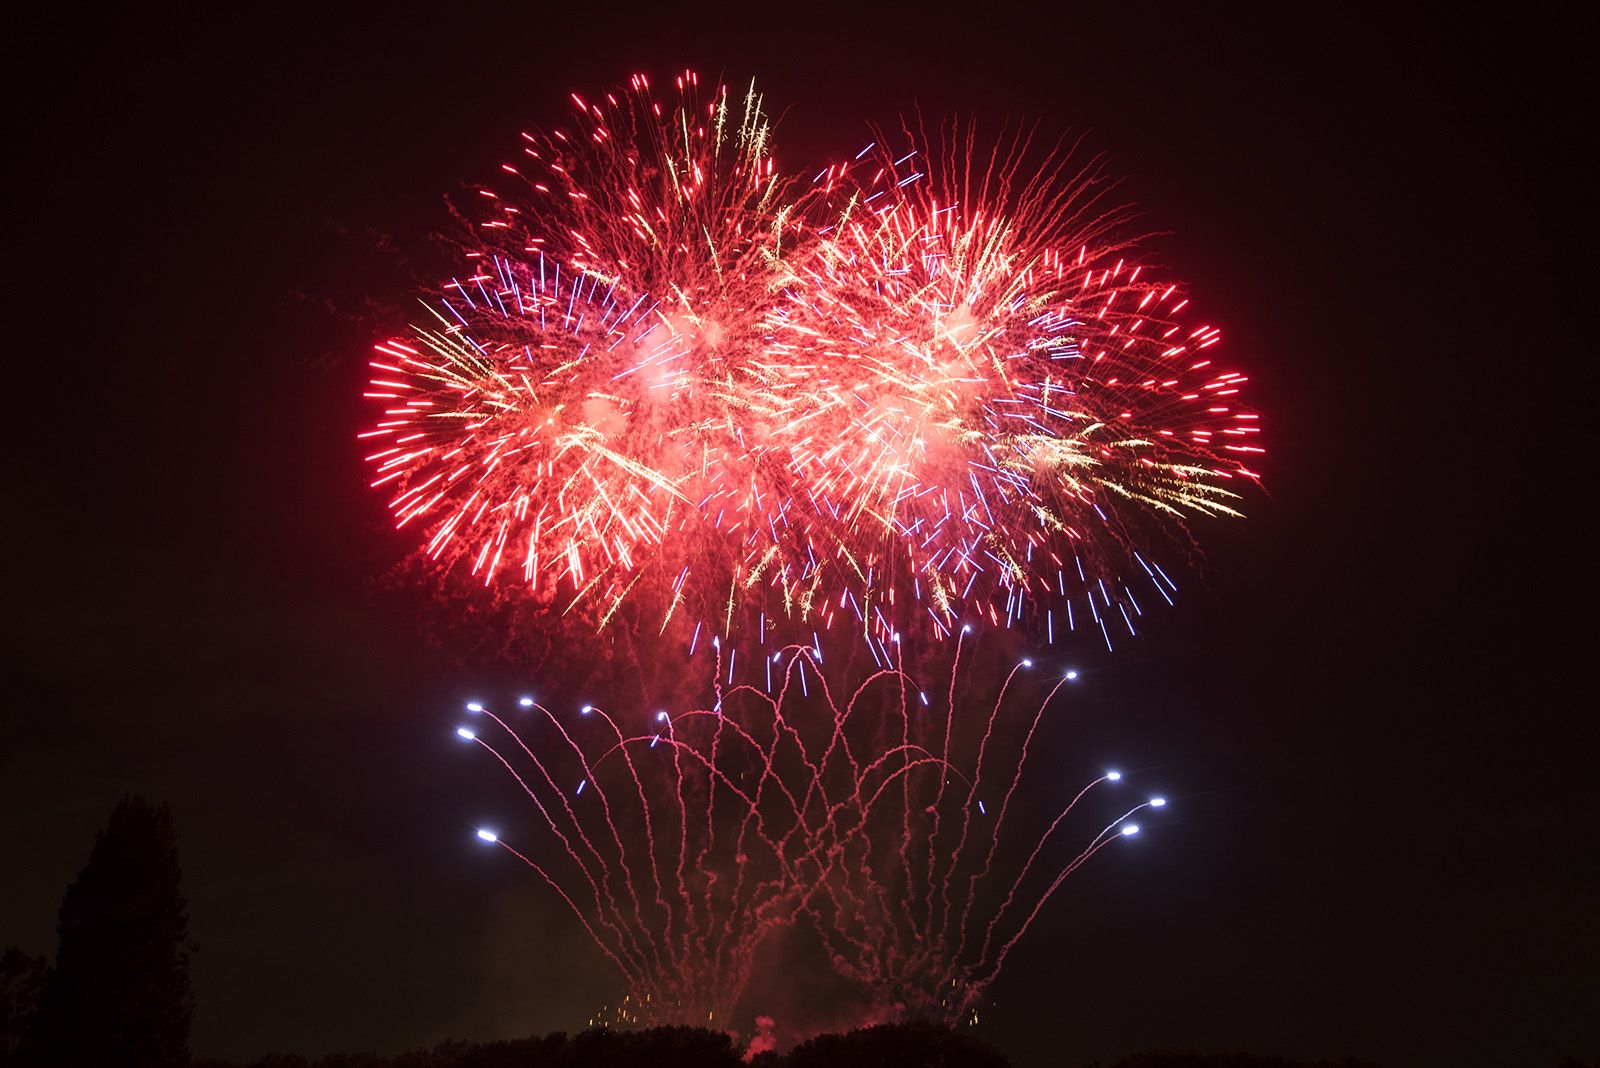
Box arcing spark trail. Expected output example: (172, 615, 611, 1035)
(460, 633, 1162, 1025)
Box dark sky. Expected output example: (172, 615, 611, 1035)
(2, 6, 1588, 1067)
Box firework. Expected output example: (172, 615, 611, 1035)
(458, 631, 1160, 1026)
(790, 633, 1161, 1022)
(362, 72, 805, 632)
(457, 675, 820, 1026)
(361, 76, 1262, 655)
(757, 129, 1261, 652)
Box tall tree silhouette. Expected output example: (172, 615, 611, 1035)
(28, 796, 194, 1067)
(0, 948, 50, 1066)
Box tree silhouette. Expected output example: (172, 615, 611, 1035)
(1106, 1053, 1382, 1068)
(26, 795, 195, 1067)
(0, 949, 50, 1066)
(785, 1021, 1009, 1068)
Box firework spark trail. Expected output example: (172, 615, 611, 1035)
(482, 699, 696, 983)
(571, 703, 676, 973)
(551, 704, 671, 978)
(949, 669, 1075, 971)
(786, 663, 907, 962)
(919, 627, 970, 943)
(662, 649, 792, 1004)
(463, 723, 657, 984)
(460, 633, 1164, 1025)
(364, 73, 1262, 660)
(470, 706, 788, 1022)
(930, 660, 1031, 954)
(717, 665, 874, 1003)
(972, 772, 1114, 968)
(699, 659, 798, 1001)
(972, 800, 1160, 999)
(664, 694, 700, 980)
(461, 654, 845, 1018)
(766, 646, 1161, 1021)
(706, 649, 901, 986)
(490, 837, 633, 979)
(461, 645, 881, 1022)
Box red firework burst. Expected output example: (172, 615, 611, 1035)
(361, 74, 1262, 654)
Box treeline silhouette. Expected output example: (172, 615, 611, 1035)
(188, 1021, 1009, 1068)
(1101, 1055, 1382, 1068)
(8, 797, 1590, 1068)
(179, 1033, 1406, 1068)
(181, 1030, 1404, 1068)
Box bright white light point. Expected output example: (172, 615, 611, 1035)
(892, 633, 901, 643)
(1065, 670, 1079, 681)
(1022, 659, 1033, 667)
(456, 727, 476, 741)
(476, 829, 498, 843)
(1121, 824, 1140, 837)
(580, 705, 592, 714)
(1106, 770, 1123, 782)
(656, 711, 669, 722)
(962, 624, 971, 633)
(466, 702, 483, 713)
(1150, 796, 1167, 807)
(518, 697, 534, 707)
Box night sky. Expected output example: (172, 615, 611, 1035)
(3, 7, 1588, 1067)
